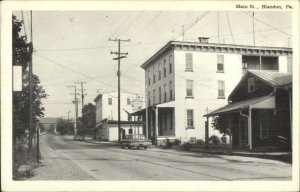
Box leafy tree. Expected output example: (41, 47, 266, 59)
(12, 14, 48, 140)
(48, 124, 55, 133)
(82, 103, 96, 134)
(56, 118, 74, 135)
(211, 115, 233, 151)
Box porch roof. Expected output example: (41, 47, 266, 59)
(204, 95, 275, 117)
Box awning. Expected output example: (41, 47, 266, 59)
(157, 101, 175, 108)
(91, 121, 104, 131)
(204, 95, 275, 117)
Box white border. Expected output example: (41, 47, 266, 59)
(1, 1, 299, 191)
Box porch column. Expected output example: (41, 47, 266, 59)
(145, 107, 148, 139)
(155, 107, 159, 137)
(248, 106, 253, 150)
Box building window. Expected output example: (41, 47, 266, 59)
(164, 84, 167, 102)
(148, 70, 151, 85)
(153, 89, 156, 104)
(260, 111, 269, 139)
(248, 77, 255, 93)
(217, 55, 224, 72)
(186, 80, 193, 97)
(158, 63, 161, 80)
(128, 128, 133, 135)
(108, 98, 112, 105)
(127, 98, 131, 105)
(218, 81, 225, 98)
(187, 109, 194, 128)
(148, 92, 151, 106)
(169, 81, 173, 100)
(153, 66, 156, 84)
(159, 87, 161, 103)
(185, 53, 193, 71)
(163, 59, 167, 77)
(169, 55, 172, 74)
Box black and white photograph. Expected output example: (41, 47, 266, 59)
(1, 0, 299, 191)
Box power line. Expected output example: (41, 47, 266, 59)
(242, 11, 292, 36)
(35, 53, 140, 95)
(226, 11, 235, 45)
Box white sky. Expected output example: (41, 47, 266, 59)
(13, 11, 292, 119)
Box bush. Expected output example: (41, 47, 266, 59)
(165, 139, 173, 148)
(182, 142, 192, 151)
(209, 135, 221, 145)
(197, 139, 205, 145)
(174, 139, 181, 145)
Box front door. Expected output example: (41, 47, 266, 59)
(239, 118, 248, 146)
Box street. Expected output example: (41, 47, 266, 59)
(29, 134, 292, 180)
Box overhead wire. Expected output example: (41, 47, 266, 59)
(226, 11, 236, 45)
(35, 53, 141, 95)
(242, 11, 292, 37)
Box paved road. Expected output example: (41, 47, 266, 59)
(30, 134, 292, 180)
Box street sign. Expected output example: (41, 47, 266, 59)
(131, 98, 143, 111)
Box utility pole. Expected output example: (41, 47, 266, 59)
(67, 85, 79, 137)
(109, 38, 130, 143)
(28, 10, 33, 154)
(252, 12, 255, 46)
(75, 82, 86, 140)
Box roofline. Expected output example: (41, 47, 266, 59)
(140, 41, 293, 69)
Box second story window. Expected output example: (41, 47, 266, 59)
(185, 53, 193, 71)
(108, 98, 112, 105)
(148, 92, 151, 106)
(127, 98, 131, 105)
(163, 59, 167, 77)
(159, 87, 162, 103)
(158, 63, 161, 80)
(218, 80, 225, 99)
(148, 70, 151, 86)
(169, 81, 173, 100)
(217, 55, 224, 72)
(248, 77, 255, 93)
(186, 80, 193, 97)
(169, 55, 172, 74)
(153, 66, 156, 84)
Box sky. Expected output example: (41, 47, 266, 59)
(13, 10, 292, 119)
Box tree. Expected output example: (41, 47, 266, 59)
(12, 14, 48, 141)
(82, 103, 96, 135)
(56, 118, 74, 135)
(211, 115, 233, 151)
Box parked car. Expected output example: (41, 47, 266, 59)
(120, 134, 151, 149)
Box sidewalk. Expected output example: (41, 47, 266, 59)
(159, 144, 292, 164)
(81, 137, 292, 164)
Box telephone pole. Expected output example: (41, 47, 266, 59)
(75, 82, 86, 140)
(29, 10, 34, 153)
(109, 38, 130, 143)
(67, 85, 79, 137)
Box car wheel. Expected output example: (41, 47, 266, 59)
(144, 146, 147, 149)
(137, 146, 140, 149)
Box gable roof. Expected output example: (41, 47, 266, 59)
(229, 70, 292, 99)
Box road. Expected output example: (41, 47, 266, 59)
(29, 134, 292, 180)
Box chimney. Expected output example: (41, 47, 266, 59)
(198, 37, 209, 43)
